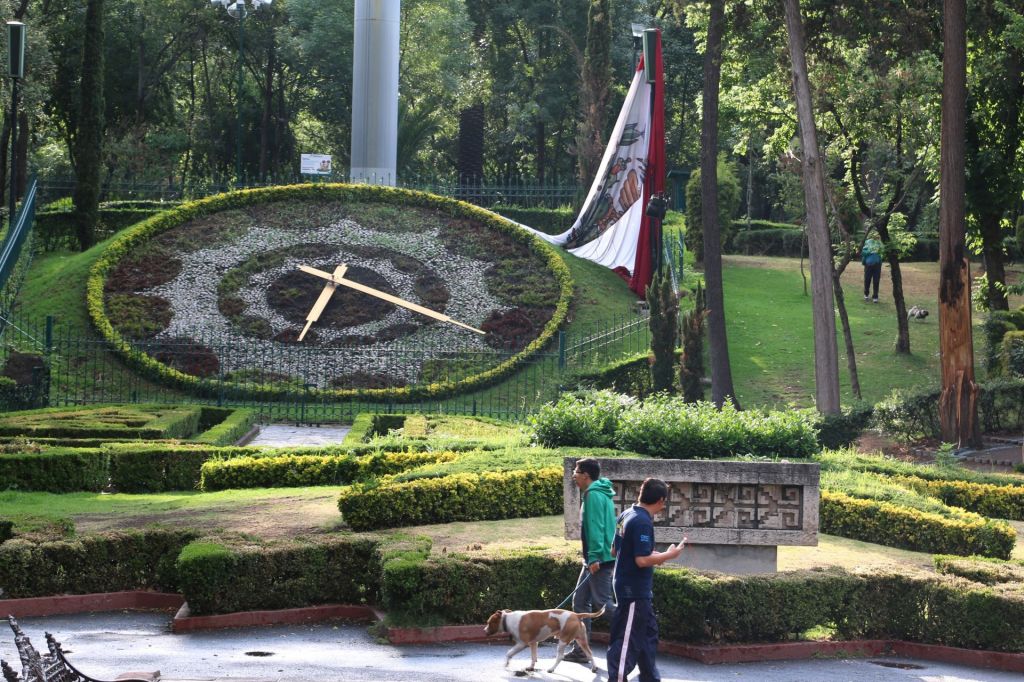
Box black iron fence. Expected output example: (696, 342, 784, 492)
(36, 175, 578, 210)
(0, 308, 651, 422)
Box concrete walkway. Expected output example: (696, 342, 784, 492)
(1, 612, 1018, 682)
(248, 424, 351, 448)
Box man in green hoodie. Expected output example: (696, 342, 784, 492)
(563, 457, 617, 665)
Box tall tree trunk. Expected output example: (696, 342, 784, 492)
(73, 0, 106, 251)
(783, 0, 841, 414)
(0, 118, 9, 209)
(258, 41, 276, 183)
(938, 0, 980, 447)
(15, 111, 27, 196)
(700, 0, 738, 407)
(874, 217, 913, 352)
(980, 213, 1009, 310)
(832, 265, 862, 400)
(456, 103, 485, 187)
(577, 0, 611, 194)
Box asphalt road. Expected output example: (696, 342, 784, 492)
(0, 612, 1017, 682)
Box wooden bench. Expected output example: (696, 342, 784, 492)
(6, 617, 158, 682)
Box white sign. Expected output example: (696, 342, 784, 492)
(301, 153, 333, 175)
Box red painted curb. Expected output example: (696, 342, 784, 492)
(0, 591, 184, 618)
(892, 641, 1024, 674)
(387, 623, 509, 645)
(171, 602, 377, 633)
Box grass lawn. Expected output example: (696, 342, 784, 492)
(721, 256, 1024, 407)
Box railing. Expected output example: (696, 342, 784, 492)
(0, 176, 38, 329)
(36, 175, 579, 210)
(0, 306, 654, 421)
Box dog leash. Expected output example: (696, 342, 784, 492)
(555, 571, 592, 609)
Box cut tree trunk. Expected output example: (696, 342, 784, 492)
(938, 0, 980, 447)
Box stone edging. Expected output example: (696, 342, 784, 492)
(2, 592, 1021, 674)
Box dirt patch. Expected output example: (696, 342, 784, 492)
(73, 494, 342, 539)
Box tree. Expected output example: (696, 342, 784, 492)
(965, 1, 1024, 311)
(699, 0, 739, 408)
(72, 0, 105, 251)
(647, 269, 679, 393)
(680, 282, 708, 402)
(782, 0, 840, 414)
(938, 0, 980, 447)
(576, 0, 610, 194)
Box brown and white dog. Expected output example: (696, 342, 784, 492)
(483, 606, 605, 673)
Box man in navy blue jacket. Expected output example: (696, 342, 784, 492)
(607, 478, 685, 682)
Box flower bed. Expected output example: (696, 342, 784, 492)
(88, 184, 573, 401)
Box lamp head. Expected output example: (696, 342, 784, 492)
(631, 22, 646, 50)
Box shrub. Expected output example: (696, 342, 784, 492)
(175, 535, 382, 615)
(684, 156, 742, 262)
(570, 353, 673, 400)
(191, 407, 257, 445)
(0, 528, 197, 598)
(813, 403, 874, 449)
(1002, 331, 1024, 377)
(820, 490, 1015, 559)
(894, 475, 1024, 521)
(199, 451, 455, 491)
(0, 448, 109, 492)
(730, 228, 805, 257)
(338, 467, 563, 531)
(983, 311, 1019, 377)
(0, 520, 12, 544)
(875, 379, 1024, 440)
(107, 443, 250, 492)
(933, 554, 1024, 585)
(529, 390, 633, 448)
(491, 205, 573, 235)
(614, 397, 818, 458)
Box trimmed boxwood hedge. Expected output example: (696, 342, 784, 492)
(191, 407, 257, 445)
(107, 443, 254, 492)
(0, 448, 109, 492)
(933, 554, 1024, 585)
(175, 535, 382, 615)
(87, 184, 574, 402)
(820, 490, 1016, 559)
(894, 475, 1024, 521)
(0, 404, 203, 440)
(337, 467, 563, 531)
(0, 528, 197, 598)
(199, 451, 456, 491)
(379, 552, 1024, 651)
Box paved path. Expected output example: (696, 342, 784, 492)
(248, 424, 351, 448)
(1, 612, 1017, 682)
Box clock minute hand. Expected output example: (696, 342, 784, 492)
(297, 265, 486, 335)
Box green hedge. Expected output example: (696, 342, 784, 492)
(36, 208, 164, 251)
(820, 490, 1016, 559)
(379, 552, 1024, 651)
(874, 378, 1024, 440)
(107, 443, 253, 492)
(894, 475, 1024, 521)
(87, 184, 574, 403)
(191, 407, 257, 445)
(0, 448, 108, 492)
(815, 449, 1024, 488)
(175, 536, 382, 615)
(0, 528, 197, 598)
(199, 451, 456, 491)
(342, 413, 379, 445)
(338, 467, 563, 531)
(0, 404, 204, 440)
(933, 554, 1024, 586)
(729, 228, 805, 257)
(491, 205, 572, 235)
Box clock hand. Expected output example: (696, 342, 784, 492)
(297, 265, 486, 335)
(299, 264, 347, 341)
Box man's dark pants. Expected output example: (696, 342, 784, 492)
(864, 262, 881, 299)
(606, 598, 660, 682)
(567, 562, 616, 656)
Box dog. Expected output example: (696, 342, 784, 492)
(908, 305, 929, 321)
(484, 606, 605, 673)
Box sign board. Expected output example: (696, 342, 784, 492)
(300, 154, 333, 176)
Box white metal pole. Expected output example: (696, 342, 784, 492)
(350, 0, 399, 186)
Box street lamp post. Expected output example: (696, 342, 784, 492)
(209, 0, 271, 187)
(7, 21, 25, 229)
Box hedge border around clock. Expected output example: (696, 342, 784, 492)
(87, 183, 574, 402)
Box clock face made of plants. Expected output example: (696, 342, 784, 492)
(102, 201, 561, 389)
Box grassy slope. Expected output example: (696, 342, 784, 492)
(722, 259, 937, 407)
